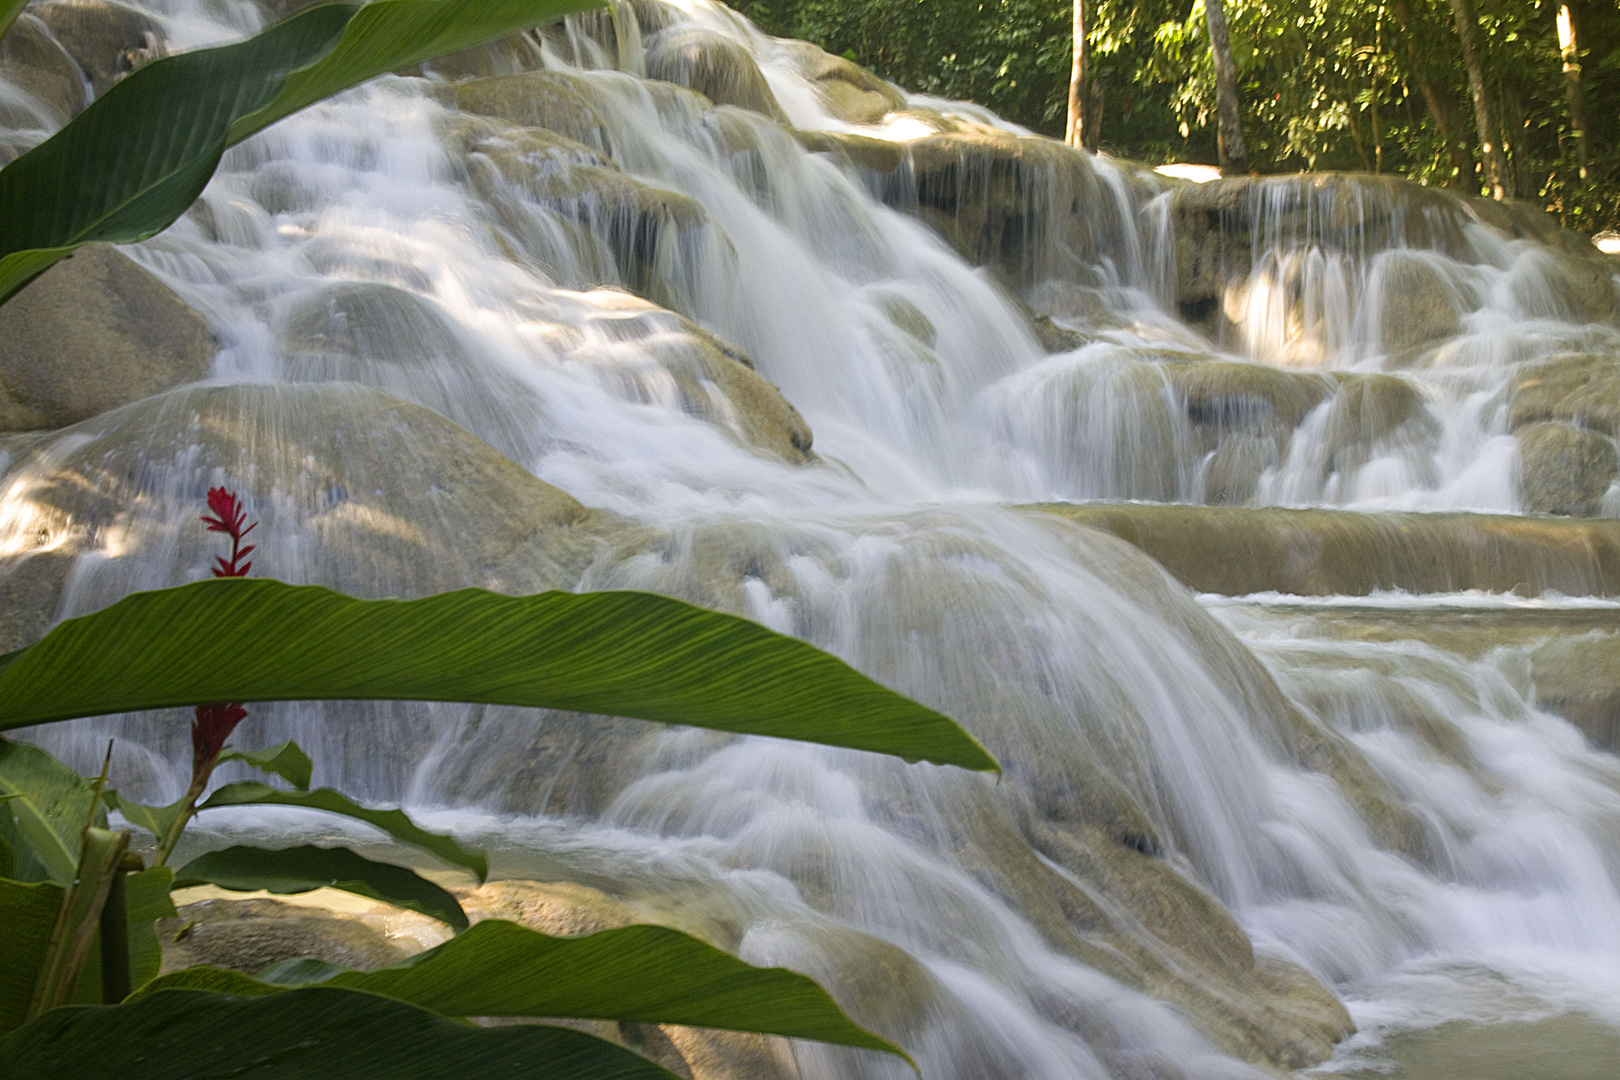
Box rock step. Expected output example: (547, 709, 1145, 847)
(1027, 502, 1620, 597)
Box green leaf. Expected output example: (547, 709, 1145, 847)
(0, 5, 356, 303)
(0, 0, 609, 303)
(0, 877, 63, 1033)
(200, 782, 487, 882)
(31, 826, 130, 1015)
(0, 739, 104, 886)
(216, 740, 313, 790)
(124, 867, 177, 992)
(102, 792, 186, 846)
(174, 844, 469, 930)
(145, 919, 910, 1062)
(0, 579, 997, 772)
(0, 987, 685, 1080)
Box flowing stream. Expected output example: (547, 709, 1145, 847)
(4, 1, 1620, 1076)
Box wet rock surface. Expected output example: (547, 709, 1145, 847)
(1027, 502, 1620, 597)
(0, 244, 216, 432)
(644, 25, 786, 123)
(1515, 420, 1619, 516)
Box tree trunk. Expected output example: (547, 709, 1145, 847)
(1391, 0, 1474, 187)
(1557, 3, 1590, 182)
(1065, 0, 1088, 148)
(1204, 0, 1249, 174)
(1481, 0, 1529, 197)
(1448, 0, 1509, 198)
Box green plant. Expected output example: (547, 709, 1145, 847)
(0, 489, 994, 1075)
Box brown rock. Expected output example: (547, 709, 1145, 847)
(643, 26, 786, 123)
(1531, 632, 1620, 752)
(0, 244, 216, 431)
(0, 13, 88, 126)
(32, 0, 164, 95)
(1516, 420, 1618, 516)
(160, 898, 412, 975)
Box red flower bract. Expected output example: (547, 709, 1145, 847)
(202, 486, 257, 578)
(191, 702, 248, 785)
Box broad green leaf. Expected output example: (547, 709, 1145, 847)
(0, 987, 684, 1080)
(200, 782, 487, 881)
(145, 919, 910, 1062)
(174, 844, 469, 930)
(228, 0, 608, 144)
(217, 740, 313, 790)
(0, 738, 104, 886)
(103, 792, 187, 845)
(125, 867, 178, 992)
(0, 0, 608, 303)
(0, 579, 997, 772)
(0, 877, 62, 1033)
(0, 6, 357, 302)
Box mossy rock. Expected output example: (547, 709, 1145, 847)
(775, 39, 904, 125)
(1516, 420, 1618, 516)
(1369, 252, 1465, 356)
(789, 129, 907, 175)
(32, 0, 164, 94)
(445, 72, 617, 157)
(0, 13, 88, 126)
(1508, 352, 1620, 437)
(643, 26, 785, 123)
(1531, 632, 1620, 752)
(0, 244, 216, 431)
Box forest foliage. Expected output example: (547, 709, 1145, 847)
(740, 0, 1620, 232)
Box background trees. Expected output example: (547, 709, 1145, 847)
(741, 0, 1620, 232)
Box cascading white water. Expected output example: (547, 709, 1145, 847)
(4, 0, 1620, 1076)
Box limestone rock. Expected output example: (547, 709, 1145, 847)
(0, 244, 216, 431)
(775, 40, 904, 125)
(0, 382, 605, 613)
(446, 72, 617, 156)
(1370, 252, 1464, 356)
(643, 26, 786, 123)
(1531, 632, 1620, 752)
(32, 0, 164, 95)
(0, 13, 88, 127)
(789, 128, 906, 175)
(1508, 352, 1620, 437)
(1516, 420, 1618, 516)
(160, 898, 413, 975)
(1024, 502, 1620, 597)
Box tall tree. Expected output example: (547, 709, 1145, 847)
(1391, 0, 1475, 187)
(1557, 2, 1590, 182)
(1447, 0, 1510, 198)
(1066, 0, 1088, 148)
(1203, 0, 1249, 174)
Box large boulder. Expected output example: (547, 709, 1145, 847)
(1367, 251, 1466, 357)
(160, 897, 415, 975)
(31, 0, 164, 95)
(775, 40, 904, 125)
(643, 26, 786, 123)
(1531, 632, 1620, 752)
(1508, 351, 1620, 436)
(1515, 420, 1618, 516)
(445, 72, 618, 157)
(0, 13, 88, 128)
(0, 244, 216, 431)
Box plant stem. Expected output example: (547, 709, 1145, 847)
(99, 853, 142, 1003)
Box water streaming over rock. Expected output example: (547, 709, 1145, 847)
(3, 1, 1620, 1076)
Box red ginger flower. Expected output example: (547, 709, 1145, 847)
(202, 486, 256, 578)
(194, 487, 257, 777)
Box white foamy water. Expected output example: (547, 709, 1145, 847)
(4, 1, 1620, 1076)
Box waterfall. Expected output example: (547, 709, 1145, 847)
(4, 0, 1620, 1075)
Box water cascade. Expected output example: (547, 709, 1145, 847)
(3, 0, 1620, 1075)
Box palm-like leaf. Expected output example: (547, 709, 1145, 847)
(0, 579, 997, 771)
(0, 0, 607, 302)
